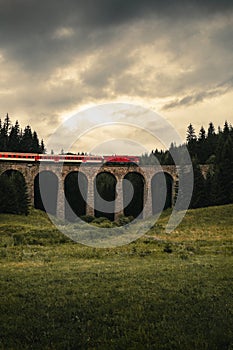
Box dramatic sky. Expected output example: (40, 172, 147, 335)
(0, 0, 233, 153)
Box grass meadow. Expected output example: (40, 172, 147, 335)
(0, 205, 233, 349)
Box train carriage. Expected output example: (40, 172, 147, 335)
(0, 152, 140, 165)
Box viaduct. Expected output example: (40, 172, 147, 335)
(0, 160, 178, 219)
(0, 161, 209, 220)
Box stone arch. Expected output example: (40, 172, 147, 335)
(34, 171, 58, 215)
(94, 171, 117, 221)
(123, 172, 145, 218)
(151, 172, 173, 214)
(64, 171, 88, 222)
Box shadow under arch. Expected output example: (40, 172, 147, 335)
(64, 171, 88, 222)
(94, 171, 117, 221)
(151, 172, 173, 214)
(123, 172, 144, 219)
(34, 171, 58, 215)
(0, 169, 28, 214)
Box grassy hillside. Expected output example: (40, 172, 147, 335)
(0, 205, 233, 349)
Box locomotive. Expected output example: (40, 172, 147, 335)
(0, 152, 140, 165)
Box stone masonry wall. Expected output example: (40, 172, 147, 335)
(0, 161, 184, 220)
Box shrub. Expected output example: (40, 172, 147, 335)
(163, 243, 173, 253)
(80, 215, 95, 223)
(117, 215, 134, 226)
(92, 217, 109, 224)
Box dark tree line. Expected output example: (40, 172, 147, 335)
(184, 121, 233, 208)
(0, 113, 45, 153)
(141, 121, 233, 209)
(0, 113, 45, 215)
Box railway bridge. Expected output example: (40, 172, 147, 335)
(0, 160, 181, 220)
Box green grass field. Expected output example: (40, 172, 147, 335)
(0, 205, 233, 349)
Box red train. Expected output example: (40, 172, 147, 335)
(0, 152, 140, 165)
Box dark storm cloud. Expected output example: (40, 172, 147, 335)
(163, 76, 233, 110)
(1, 0, 233, 66)
(0, 0, 233, 142)
(163, 89, 222, 110)
(80, 0, 233, 26)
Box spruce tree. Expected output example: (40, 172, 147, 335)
(20, 125, 33, 152)
(0, 171, 29, 215)
(32, 131, 40, 153)
(190, 159, 206, 208)
(13, 172, 29, 215)
(197, 126, 207, 163)
(205, 122, 217, 162)
(0, 174, 18, 214)
(0, 117, 9, 151)
(4, 113, 10, 135)
(8, 120, 20, 151)
(40, 140, 45, 154)
(186, 124, 197, 160)
(186, 124, 196, 143)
